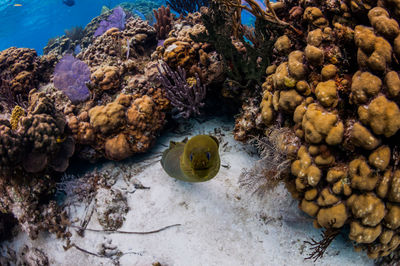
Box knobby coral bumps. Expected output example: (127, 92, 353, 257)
(233, 0, 400, 259)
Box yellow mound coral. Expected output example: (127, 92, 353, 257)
(291, 146, 321, 190)
(347, 193, 385, 227)
(349, 157, 379, 191)
(368, 145, 391, 171)
(260, 90, 274, 125)
(368, 7, 400, 40)
(315, 80, 338, 107)
(232, 1, 400, 259)
(385, 71, 400, 97)
(163, 41, 196, 69)
(288, 51, 306, 80)
(303, 7, 329, 28)
(89, 97, 127, 135)
(355, 25, 392, 73)
(358, 95, 400, 137)
(350, 71, 382, 104)
(317, 203, 348, 229)
(297, 103, 344, 145)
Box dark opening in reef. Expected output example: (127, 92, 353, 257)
(0, 213, 18, 242)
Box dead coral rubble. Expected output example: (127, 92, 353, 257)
(232, 0, 400, 260)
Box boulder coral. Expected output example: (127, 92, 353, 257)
(68, 88, 168, 161)
(0, 47, 39, 95)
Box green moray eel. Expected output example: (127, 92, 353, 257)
(161, 135, 220, 182)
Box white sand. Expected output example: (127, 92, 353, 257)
(3, 117, 373, 266)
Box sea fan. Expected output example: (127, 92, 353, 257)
(94, 6, 126, 37)
(53, 54, 90, 103)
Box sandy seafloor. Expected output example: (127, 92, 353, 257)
(3, 116, 373, 266)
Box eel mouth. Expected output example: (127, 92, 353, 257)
(193, 168, 210, 178)
(193, 167, 210, 170)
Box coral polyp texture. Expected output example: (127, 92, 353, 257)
(230, 0, 400, 260)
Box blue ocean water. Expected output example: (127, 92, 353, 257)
(0, 0, 258, 55)
(0, 0, 164, 54)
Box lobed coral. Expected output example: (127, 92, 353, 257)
(231, 0, 400, 260)
(66, 89, 168, 161)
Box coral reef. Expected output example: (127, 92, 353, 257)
(94, 6, 126, 37)
(230, 0, 400, 260)
(0, 0, 232, 251)
(152, 10, 225, 89)
(78, 17, 157, 69)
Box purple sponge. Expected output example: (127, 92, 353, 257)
(94, 6, 126, 37)
(53, 54, 90, 103)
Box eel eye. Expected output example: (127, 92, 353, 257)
(206, 152, 211, 160)
(190, 153, 193, 161)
